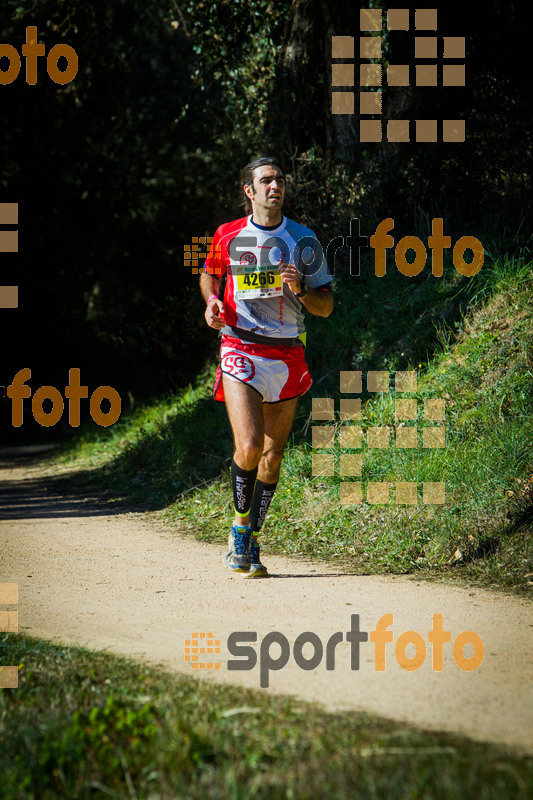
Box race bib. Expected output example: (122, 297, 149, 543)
(235, 266, 283, 299)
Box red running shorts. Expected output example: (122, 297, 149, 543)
(214, 335, 313, 403)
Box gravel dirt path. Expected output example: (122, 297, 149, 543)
(1, 446, 532, 754)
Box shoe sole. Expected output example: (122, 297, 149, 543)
(224, 557, 251, 574)
(244, 567, 269, 578)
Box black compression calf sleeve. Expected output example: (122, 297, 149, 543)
(248, 480, 278, 533)
(231, 459, 258, 517)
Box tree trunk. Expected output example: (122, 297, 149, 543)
(266, 0, 357, 163)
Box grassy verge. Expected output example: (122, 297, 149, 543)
(1, 634, 531, 799)
(53, 250, 533, 594)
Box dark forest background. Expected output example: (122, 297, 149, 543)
(1, 0, 531, 442)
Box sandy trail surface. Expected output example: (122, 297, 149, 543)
(1, 446, 532, 754)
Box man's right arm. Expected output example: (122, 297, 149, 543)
(200, 272, 225, 330)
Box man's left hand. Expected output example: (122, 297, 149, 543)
(279, 262, 302, 295)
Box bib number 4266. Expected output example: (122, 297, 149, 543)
(242, 272, 275, 287)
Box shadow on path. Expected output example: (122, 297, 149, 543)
(0, 445, 131, 521)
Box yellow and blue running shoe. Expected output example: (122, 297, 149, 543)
(224, 525, 251, 573)
(245, 535, 269, 578)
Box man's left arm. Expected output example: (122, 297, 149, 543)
(280, 263, 333, 317)
(300, 287, 333, 317)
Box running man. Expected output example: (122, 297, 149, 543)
(200, 157, 333, 577)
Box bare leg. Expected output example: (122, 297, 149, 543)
(222, 375, 264, 526)
(246, 398, 299, 577)
(258, 398, 299, 484)
(223, 375, 299, 525)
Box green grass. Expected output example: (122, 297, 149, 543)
(53, 248, 533, 594)
(1, 634, 532, 799)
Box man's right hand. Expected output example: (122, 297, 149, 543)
(205, 297, 225, 329)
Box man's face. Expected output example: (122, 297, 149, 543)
(245, 165, 286, 212)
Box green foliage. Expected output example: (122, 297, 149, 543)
(1, 635, 532, 799)
(269, 1, 532, 231)
(2, 0, 531, 437)
(0, 0, 290, 408)
(53, 249, 533, 592)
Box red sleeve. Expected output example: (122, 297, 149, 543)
(204, 227, 226, 278)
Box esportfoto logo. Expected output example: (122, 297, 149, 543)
(0, 26, 78, 86)
(186, 218, 484, 278)
(184, 613, 484, 688)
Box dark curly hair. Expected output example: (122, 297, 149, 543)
(239, 157, 284, 214)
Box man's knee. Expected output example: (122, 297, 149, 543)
(235, 440, 263, 469)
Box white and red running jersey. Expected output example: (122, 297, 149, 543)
(204, 215, 332, 344)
